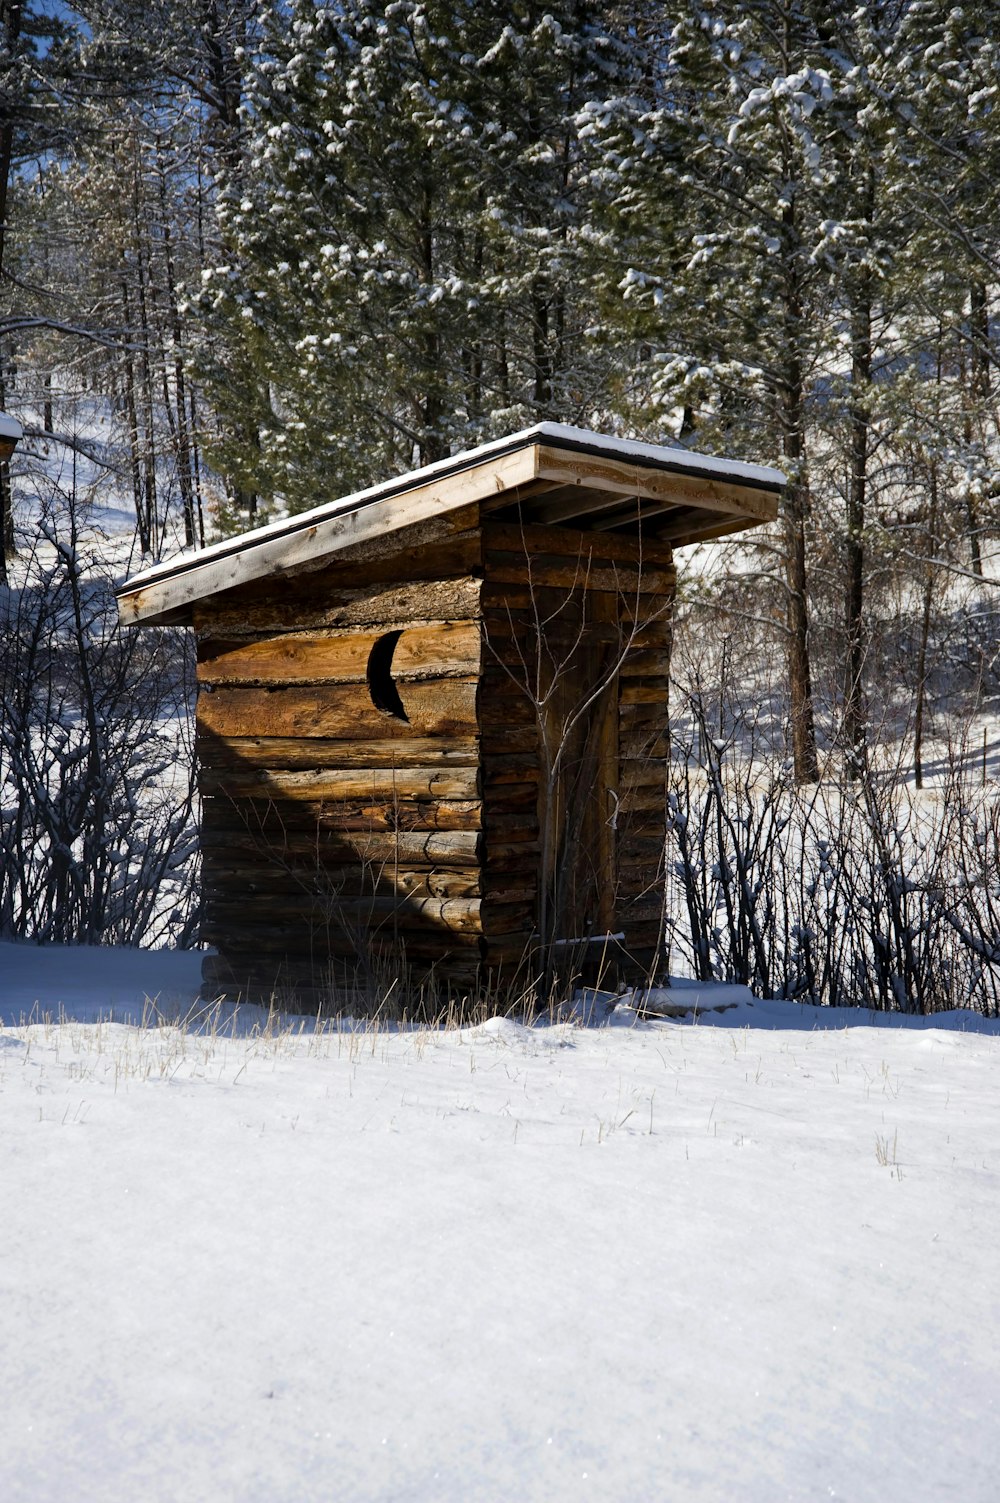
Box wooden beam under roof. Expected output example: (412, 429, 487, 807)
(531, 442, 777, 525)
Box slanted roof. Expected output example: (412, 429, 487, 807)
(117, 422, 784, 627)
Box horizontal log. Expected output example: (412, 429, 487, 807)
(195, 576, 484, 638)
(205, 893, 486, 934)
(472, 694, 536, 727)
(617, 899, 668, 926)
(480, 726, 537, 756)
(620, 703, 668, 733)
(481, 611, 667, 650)
(484, 521, 676, 569)
(616, 878, 666, 902)
(196, 734, 481, 771)
(619, 736, 667, 763)
(485, 554, 676, 595)
(203, 861, 484, 901)
(620, 758, 669, 785)
(480, 884, 535, 906)
(481, 902, 538, 938)
(619, 682, 668, 706)
(617, 855, 666, 880)
(617, 838, 666, 860)
(197, 680, 478, 740)
(483, 860, 539, 888)
(483, 820, 539, 844)
(618, 928, 664, 955)
(480, 934, 538, 963)
(202, 917, 484, 955)
(197, 621, 481, 687)
(618, 650, 671, 679)
(481, 583, 672, 619)
(481, 753, 539, 783)
(202, 792, 482, 832)
(617, 824, 668, 849)
(201, 766, 480, 803)
(618, 789, 667, 814)
(198, 825, 482, 866)
(480, 784, 537, 814)
(481, 847, 538, 871)
(190, 525, 484, 634)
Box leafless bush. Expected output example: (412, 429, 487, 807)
(0, 508, 199, 946)
(664, 683, 999, 1015)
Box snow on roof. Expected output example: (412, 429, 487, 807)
(0, 411, 23, 442)
(118, 423, 784, 626)
(537, 423, 785, 489)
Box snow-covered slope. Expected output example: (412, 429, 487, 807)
(1, 944, 997, 1502)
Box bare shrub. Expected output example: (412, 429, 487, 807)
(0, 508, 199, 946)
(664, 682, 999, 1015)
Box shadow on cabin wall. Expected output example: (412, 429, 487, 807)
(194, 721, 495, 1013)
(193, 588, 671, 1018)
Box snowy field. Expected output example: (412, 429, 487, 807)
(2, 944, 999, 1501)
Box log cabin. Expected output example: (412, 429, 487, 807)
(117, 424, 783, 1007)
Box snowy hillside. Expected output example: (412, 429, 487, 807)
(2, 944, 998, 1503)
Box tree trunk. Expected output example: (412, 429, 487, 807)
(913, 465, 938, 790)
(964, 279, 990, 576)
(0, 1, 23, 585)
(779, 270, 819, 785)
(843, 283, 872, 777)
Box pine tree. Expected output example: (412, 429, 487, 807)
(591, 0, 857, 781)
(195, 0, 638, 516)
(0, 0, 80, 579)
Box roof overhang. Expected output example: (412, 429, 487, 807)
(117, 423, 784, 627)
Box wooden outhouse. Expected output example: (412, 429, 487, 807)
(118, 424, 781, 1004)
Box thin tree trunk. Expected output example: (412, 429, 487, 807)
(189, 383, 206, 547)
(532, 279, 552, 413)
(913, 464, 938, 790)
(844, 283, 872, 777)
(0, 363, 12, 578)
(779, 280, 819, 785)
(0, 1, 23, 584)
(417, 182, 446, 465)
(131, 159, 160, 554)
(157, 159, 197, 546)
(965, 279, 990, 575)
(120, 274, 150, 553)
(775, 11, 819, 786)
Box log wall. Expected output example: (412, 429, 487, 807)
(195, 529, 488, 1002)
(194, 508, 675, 1005)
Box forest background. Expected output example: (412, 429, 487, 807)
(1, 0, 998, 1013)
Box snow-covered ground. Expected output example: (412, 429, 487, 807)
(2, 943, 998, 1502)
